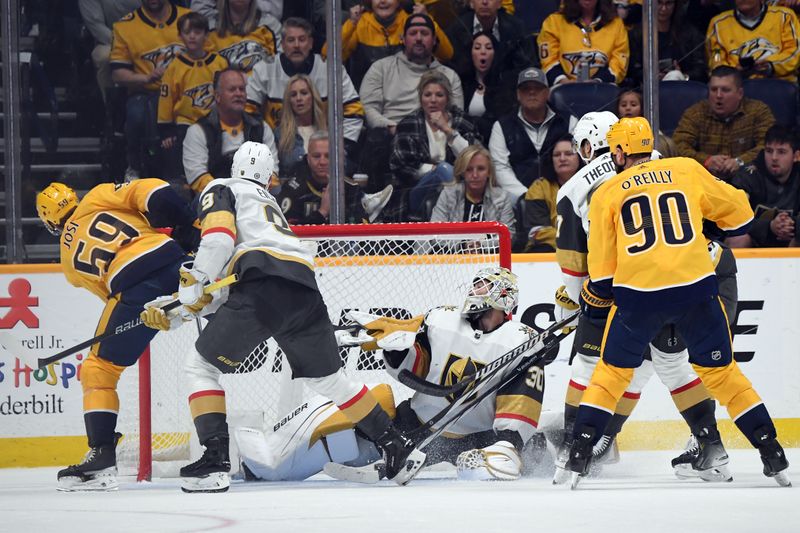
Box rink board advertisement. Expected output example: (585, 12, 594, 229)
(1, 251, 799, 467)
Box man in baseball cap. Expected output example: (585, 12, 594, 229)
(517, 67, 549, 88)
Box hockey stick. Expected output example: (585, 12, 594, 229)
(397, 310, 579, 397)
(0, 274, 238, 370)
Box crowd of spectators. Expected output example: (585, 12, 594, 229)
(56, 0, 800, 250)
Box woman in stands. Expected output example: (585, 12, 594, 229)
(207, 0, 277, 75)
(389, 70, 480, 217)
(430, 144, 516, 244)
(538, 0, 629, 86)
(522, 134, 582, 252)
(627, 0, 705, 84)
(326, 0, 453, 90)
(274, 74, 328, 176)
(461, 31, 514, 143)
(616, 89, 677, 157)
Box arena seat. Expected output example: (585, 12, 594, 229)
(658, 80, 707, 136)
(548, 82, 619, 119)
(743, 79, 798, 127)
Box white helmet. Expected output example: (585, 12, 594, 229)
(231, 141, 275, 185)
(573, 111, 618, 163)
(461, 267, 519, 317)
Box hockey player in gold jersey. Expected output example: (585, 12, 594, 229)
(707, 0, 800, 82)
(35, 179, 199, 491)
(566, 117, 790, 488)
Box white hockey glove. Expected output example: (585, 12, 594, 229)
(346, 311, 423, 352)
(456, 441, 522, 481)
(178, 262, 213, 314)
(140, 295, 193, 331)
(554, 285, 580, 333)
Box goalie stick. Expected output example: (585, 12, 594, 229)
(324, 317, 576, 484)
(397, 310, 579, 397)
(0, 274, 238, 370)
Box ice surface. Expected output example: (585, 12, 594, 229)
(0, 449, 797, 533)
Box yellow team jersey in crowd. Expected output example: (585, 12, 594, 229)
(158, 52, 228, 127)
(59, 180, 185, 301)
(208, 26, 276, 74)
(538, 13, 629, 84)
(109, 4, 190, 91)
(707, 6, 800, 82)
(587, 157, 752, 306)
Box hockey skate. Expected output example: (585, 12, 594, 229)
(180, 435, 231, 493)
(587, 434, 620, 477)
(565, 426, 596, 490)
(57, 433, 122, 492)
(552, 431, 573, 485)
(753, 426, 791, 487)
(671, 429, 732, 482)
(374, 426, 426, 486)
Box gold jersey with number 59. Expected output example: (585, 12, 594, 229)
(587, 157, 753, 309)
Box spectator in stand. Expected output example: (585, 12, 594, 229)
(489, 67, 577, 199)
(245, 17, 364, 165)
(627, 0, 706, 84)
(673, 66, 775, 180)
(360, 13, 463, 191)
(728, 125, 800, 248)
(538, 0, 629, 86)
(463, 31, 514, 142)
(522, 133, 582, 252)
(274, 74, 328, 177)
(445, 0, 536, 81)
(183, 68, 279, 194)
(278, 131, 393, 225)
(207, 0, 278, 75)
(429, 144, 516, 242)
(616, 89, 677, 157)
(390, 70, 479, 216)
(324, 0, 454, 90)
(158, 13, 228, 184)
(707, 0, 800, 82)
(78, 0, 140, 101)
(110, 0, 190, 181)
(192, 0, 282, 44)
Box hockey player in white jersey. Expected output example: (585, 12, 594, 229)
(234, 267, 550, 482)
(552, 112, 730, 484)
(140, 141, 424, 492)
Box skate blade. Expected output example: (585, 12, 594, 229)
(323, 461, 384, 484)
(770, 470, 792, 487)
(569, 471, 582, 490)
(697, 464, 733, 483)
(673, 464, 699, 480)
(552, 465, 570, 485)
(181, 472, 230, 493)
(57, 474, 119, 492)
(391, 449, 426, 486)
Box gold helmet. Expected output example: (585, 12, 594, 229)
(605, 117, 654, 156)
(36, 182, 79, 235)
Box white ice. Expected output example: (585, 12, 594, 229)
(0, 449, 797, 533)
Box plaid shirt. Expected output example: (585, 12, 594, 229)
(673, 97, 775, 167)
(389, 106, 480, 185)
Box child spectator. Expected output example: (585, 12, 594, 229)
(207, 0, 277, 75)
(616, 89, 678, 157)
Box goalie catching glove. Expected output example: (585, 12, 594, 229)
(341, 311, 424, 352)
(456, 441, 522, 481)
(140, 295, 193, 331)
(179, 261, 213, 314)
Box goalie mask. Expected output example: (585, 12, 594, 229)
(36, 182, 79, 236)
(461, 267, 519, 317)
(573, 111, 618, 163)
(231, 141, 275, 186)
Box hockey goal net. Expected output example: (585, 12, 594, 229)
(116, 221, 512, 480)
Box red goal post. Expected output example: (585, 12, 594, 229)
(121, 221, 512, 481)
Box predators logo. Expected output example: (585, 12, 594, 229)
(733, 38, 780, 62)
(217, 40, 269, 73)
(441, 354, 486, 403)
(562, 50, 610, 75)
(141, 43, 185, 70)
(184, 83, 215, 110)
